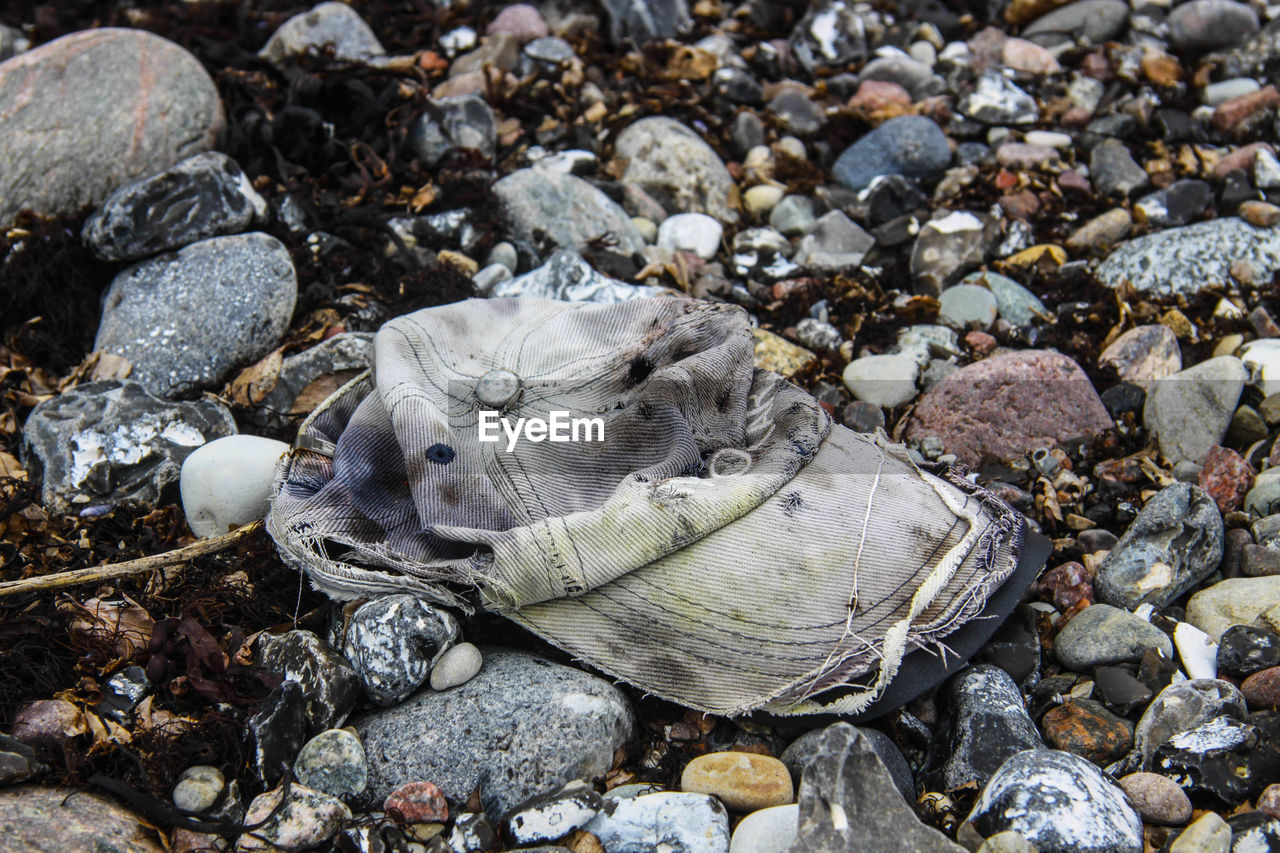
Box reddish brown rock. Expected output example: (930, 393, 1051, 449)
(1241, 666, 1280, 709)
(10, 699, 87, 751)
(385, 781, 449, 824)
(1211, 85, 1280, 134)
(965, 331, 998, 357)
(1198, 445, 1256, 514)
(1001, 37, 1061, 74)
(906, 350, 1111, 466)
(1040, 699, 1134, 765)
(0, 28, 223, 224)
(1242, 545, 1280, 577)
(1036, 561, 1094, 612)
(1213, 142, 1275, 178)
(847, 79, 912, 112)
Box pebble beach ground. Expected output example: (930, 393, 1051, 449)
(3, 1, 1280, 851)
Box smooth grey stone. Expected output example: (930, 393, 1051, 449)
(488, 249, 664, 302)
(793, 210, 874, 272)
(173, 766, 224, 813)
(353, 648, 634, 820)
(962, 271, 1048, 328)
(1090, 139, 1149, 198)
(94, 232, 297, 398)
(1204, 77, 1260, 106)
(1097, 218, 1280, 297)
(833, 115, 951, 193)
(0, 734, 39, 786)
(1054, 604, 1174, 671)
(910, 211, 990, 296)
(0, 28, 223, 225)
(256, 629, 362, 735)
(1134, 679, 1247, 766)
(341, 594, 460, 706)
(615, 117, 738, 224)
(83, 152, 267, 262)
(789, 723, 964, 852)
(506, 782, 601, 845)
(0, 786, 165, 853)
(858, 54, 945, 101)
(251, 333, 373, 428)
(731, 804, 798, 853)
(259, 1, 385, 64)
(731, 112, 766, 156)
(22, 381, 235, 514)
(1144, 357, 1247, 465)
(960, 71, 1039, 125)
(938, 284, 998, 331)
(599, 0, 691, 45)
(769, 196, 817, 237)
(409, 95, 496, 168)
(768, 89, 824, 134)
(964, 750, 1142, 853)
(496, 167, 645, 257)
(1168, 0, 1259, 51)
(1096, 483, 1224, 610)
(789, 0, 875, 73)
(780, 725, 915, 803)
(524, 37, 576, 69)
(714, 67, 764, 104)
(923, 665, 1043, 792)
(294, 729, 368, 798)
(1023, 0, 1130, 46)
(1245, 468, 1280, 516)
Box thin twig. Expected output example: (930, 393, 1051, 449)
(0, 522, 263, 599)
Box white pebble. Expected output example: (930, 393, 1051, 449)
(1174, 621, 1218, 681)
(730, 803, 798, 853)
(1024, 130, 1072, 149)
(431, 642, 483, 691)
(657, 213, 723, 259)
(179, 435, 289, 538)
(842, 354, 919, 409)
(632, 216, 658, 244)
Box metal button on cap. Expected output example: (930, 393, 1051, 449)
(476, 368, 520, 408)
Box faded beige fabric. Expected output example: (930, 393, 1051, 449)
(267, 296, 1024, 715)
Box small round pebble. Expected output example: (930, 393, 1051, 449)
(385, 780, 449, 824)
(728, 803, 797, 853)
(294, 728, 368, 798)
(430, 642, 483, 691)
(173, 765, 224, 813)
(656, 213, 723, 259)
(842, 354, 919, 408)
(743, 185, 784, 214)
(680, 752, 793, 812)
(1118, 772, 1192, 825)
(1241, 666, 1280, 708)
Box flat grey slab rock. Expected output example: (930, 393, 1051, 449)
(94, 232, 298, 398)
(1096, 218, 1280, 297)
(788, 723, 964, 853)
(353, 647, 634, 820)
(0, 786, 164, 853)
(0, 28, 223, 224)
(494, 168, 645, 257)
(83, 151, 267, 262)
(1143, 356, 1247, 465)
(22, 380, 235, 514)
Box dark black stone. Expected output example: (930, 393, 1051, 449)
(250, 680, 308, 781)
(714, 68, 763, 105)
(1154, 108, 1203, 143)
(866, 175, 928, 226)
(1162, 179, 1214, 226)
(1218, 625, 1280, 678)
(1094, 665, 1153, 717)
(1219, 169, 1260, 212)
(923, 664, 1044, 792)
(974, 605, 1040, 688)
(1138, 647, 1179, 696)
(599, 0, 691, 44)
(409, 97, 497, 169)
(1030, 674, 1078, 720)
(955, 142, 992, 167)
(1151, 716, 1270, 807)
(98, 665, 151, 724)
(1101, 382, 1146, 419)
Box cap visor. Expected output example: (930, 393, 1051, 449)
(499, 424, 1028, 716)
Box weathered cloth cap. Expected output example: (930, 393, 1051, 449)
(267, 296, 1029, 716)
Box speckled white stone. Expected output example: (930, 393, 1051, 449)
(180, 435, 288, 538)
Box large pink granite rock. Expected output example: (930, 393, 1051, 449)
(0, 28, 224, 224)
(907, 349, 1111, 466)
